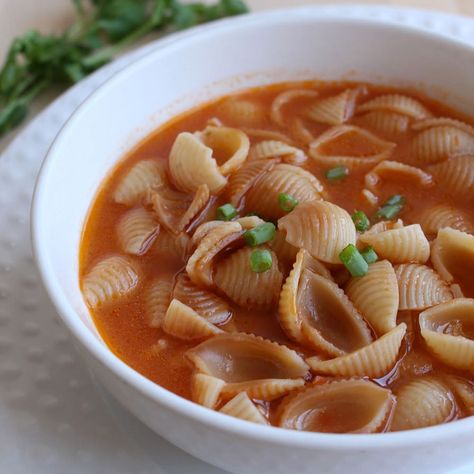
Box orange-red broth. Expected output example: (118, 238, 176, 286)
(80, 82, 474, 431)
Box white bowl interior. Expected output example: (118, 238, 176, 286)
(33, 11, 474, 472)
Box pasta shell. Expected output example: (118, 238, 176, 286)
(82, 256, 139, 308)
(279, 200, 356, 264)
(357, 94, 432, 120)
(307, 89, 360, 125)
(173, 273, 232, 325)
(145, 277, 173, 328)
(198, 126, 250, 176)
(270, 229, 299, 266)
(364, 160, 433, 191)
(219, 98, 266, 126)
(249, 140, 306, 165)
(279, 250, 372, 355)
(431, 228, 474, 297)
(186, 333, 309, 401)
(428, 155, 474, 202)
(191, 220, 224, 245)
(117, 207, 160, 255)
(235, 216, 266, 230)
(271, 88, 319, 126)
(113, 159, 167, 206)
(412, 117, 474, 134)
(357, 111, 409, 138)
(346, 260, 398, 335)
(191, 373, 225, 409)
(162, 299, 223, 340)
(219, 392, 269, 425)
(419, 298, 474, 372)
(278, 379, 394, 433)
(240, 127, 292, 143)
(245, 164, 324, 221)
(418, 204, 473, 237)
(288, 117, 314, 145)
(395, 264, 453, 310)
(391, 377, 456, 431)
(169, 132, 227, 193)
(358, 224, 430, 264)
(362, 219, 404, 237)
(152, 229, 192, 263)
(226, 159, 277, 207)
(186, 221, 243, 287)
(411, 126, 474, 164)
(214, 247, 283, 310)
(306, 323, 407, 378)
(150, 184, 210, 234)
(309, 125, 395, 170)
(446, 375, 474, 415)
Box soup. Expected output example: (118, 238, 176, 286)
(80, 81, 474, 433)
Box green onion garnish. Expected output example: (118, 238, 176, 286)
(216, 203, 237, 221)
(374, 195, 406, 221)
(339, 244, 369, 277)
(325, 165, 349, 181)
(385, 195, 406, 206)
(351, 210, 370, 232)
(243, 222, 276, 247)
(278, 193, 299, 212)
(360, 245, 378, 264)
(250, 249, 273, 273)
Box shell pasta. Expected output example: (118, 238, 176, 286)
(80, 81, 474, 433)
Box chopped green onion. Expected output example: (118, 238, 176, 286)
(278, 193, 299, 212)
(360, 246, 378, 264)
(250, 249, 273, 273)
(351, 210, 370, 232)
(385, 194, 406, 206)
(325, 165, 349, 181)
(243, 222, 276, 247)
(339, 244, 369, 277)
(374, 195, 406, 220)
(216, 203, 237, 221)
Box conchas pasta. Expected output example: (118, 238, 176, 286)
(82, 256, 138, 308)
(271, 88, 318, 126)
(81, 81, 474, 432)
(145, 277, 173, 328)
(113, 159, 166, 206)
(162, 299, 223, 340)
(356, 111, 409, 138)
(391, 377, 456, 431)
(307, 88, 361, 125)
(186, 332, 309, 400)
(431, 228, 474, 297)
(219, 392, 269, 425)
(358, 224, 430, 264)
(245, 164, 324, 221)
(395, 264, 453, 310)
(309, 125, 395, 170)
(306, 323, 407, 378)
(173, 273, 232, 325)
(411, 125, 474, 164)
(278, 379, 394, 433)
(419, 298, 474, 372)
(117, 207, 160, 255)
(249, 140, 306, 165)
(192, 373, 225, 409)
(418, 204, 473, 237)
(428, 155, 474, 202)
(346, 260, 399, 335)
(357, 94, 432, 119)
(279, 200, 357, 264)
(214, 246, 283, 310)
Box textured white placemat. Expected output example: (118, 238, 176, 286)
(1, 6, 473, 474)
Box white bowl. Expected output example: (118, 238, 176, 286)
(32, 8, 474, 474)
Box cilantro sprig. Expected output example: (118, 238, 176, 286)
(0, 0, 248, 137)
